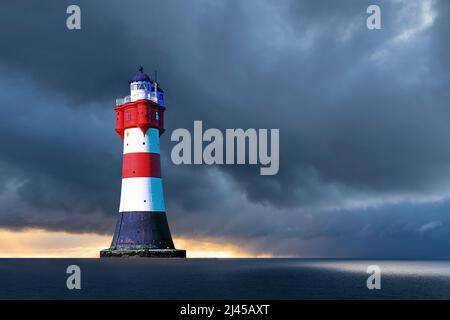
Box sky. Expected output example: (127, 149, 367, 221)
(0, 0, 449, 258)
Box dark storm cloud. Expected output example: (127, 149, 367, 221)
(0, 0, 449, 257)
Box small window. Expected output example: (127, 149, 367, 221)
(155, 112, 159, 121)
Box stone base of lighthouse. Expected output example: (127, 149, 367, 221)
(100, 248, 186, 258)
(100, 211, 186, 258)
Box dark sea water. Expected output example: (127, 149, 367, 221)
(0, 259, 449, 299)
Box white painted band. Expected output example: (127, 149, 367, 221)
(123, 128, 160, 154)
(119, 177, 166, 212)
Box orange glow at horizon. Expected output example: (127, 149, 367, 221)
(0, 228, 271, 258)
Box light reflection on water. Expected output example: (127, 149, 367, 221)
(300, 260, 450, 277)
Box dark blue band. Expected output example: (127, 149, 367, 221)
(111, 211, 175, 250)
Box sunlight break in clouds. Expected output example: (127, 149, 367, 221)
(0, 229, 271, 258)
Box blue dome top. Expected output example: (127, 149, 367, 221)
(129, 67, 152, 84)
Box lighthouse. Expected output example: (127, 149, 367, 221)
(100, 67, 186, 258)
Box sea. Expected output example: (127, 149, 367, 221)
(0, 259, 449, 299)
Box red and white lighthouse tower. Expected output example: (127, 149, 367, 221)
(101, 67, 186, 258)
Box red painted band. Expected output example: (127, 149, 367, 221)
(122, 152, 161, 178)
